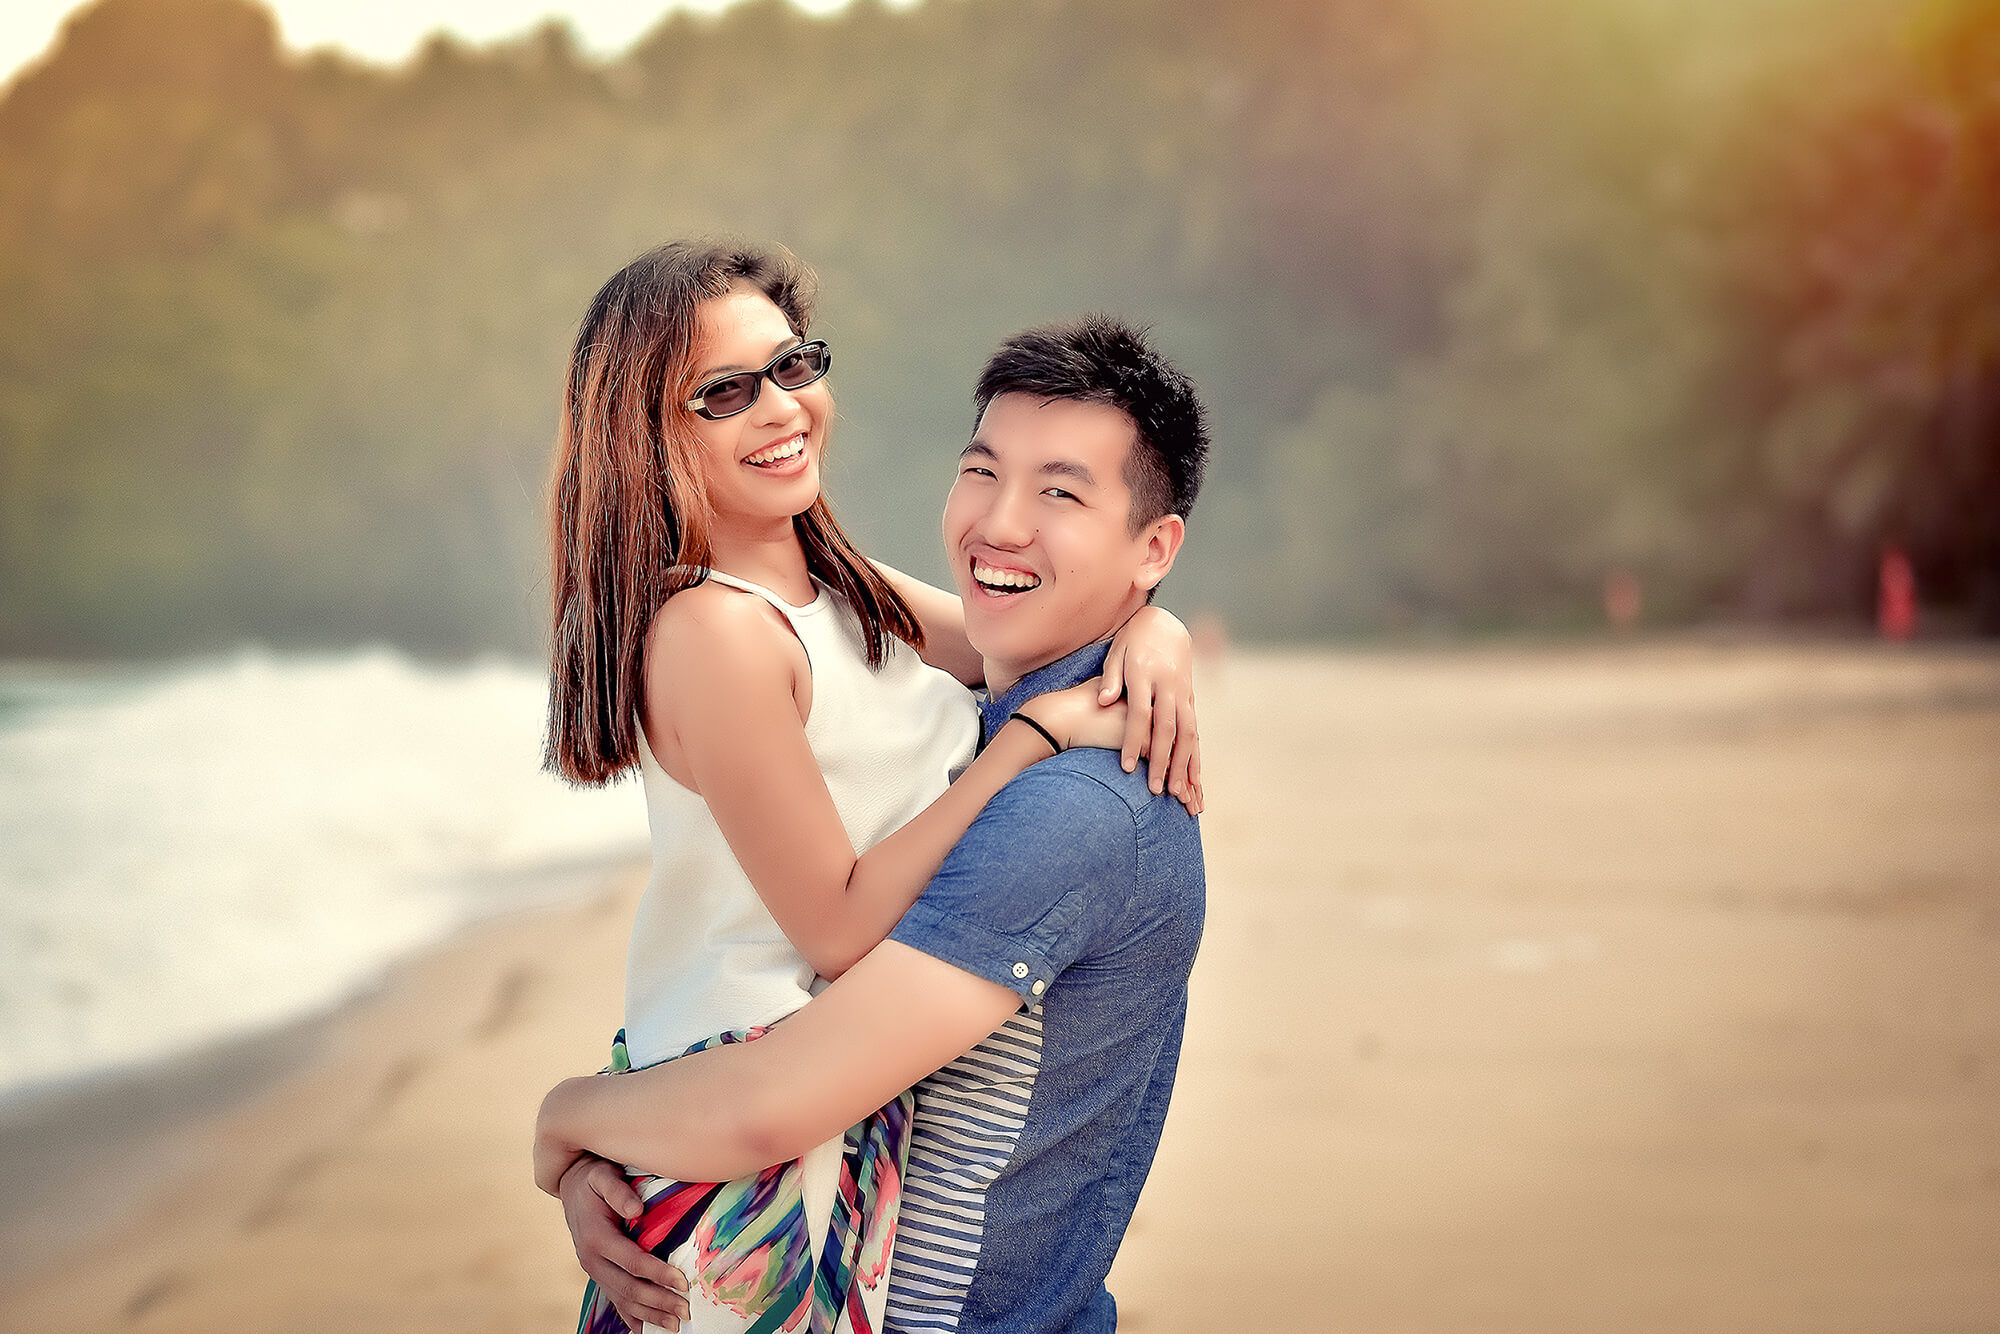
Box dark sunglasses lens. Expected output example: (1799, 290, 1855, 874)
(771, 343, 829, 390)
(699, 375, 757, 418)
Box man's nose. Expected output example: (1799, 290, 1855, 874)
(976, 486, 1035, 548)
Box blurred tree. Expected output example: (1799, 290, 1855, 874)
(0, 0, 1974, 655)
(1713, 0, 2000, 626)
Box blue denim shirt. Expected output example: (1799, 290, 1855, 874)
(885, 640, 1206, 1334)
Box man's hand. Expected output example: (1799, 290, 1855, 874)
(560, 1156, 692, 1333)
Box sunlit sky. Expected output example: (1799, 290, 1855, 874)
(1, 0, 916, 85)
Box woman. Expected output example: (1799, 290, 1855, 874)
(541, 241, 1202, 1334)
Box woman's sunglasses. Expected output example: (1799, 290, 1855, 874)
(683, 340, 832, 421)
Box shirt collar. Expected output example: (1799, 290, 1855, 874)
(979, 639, 1113, 739)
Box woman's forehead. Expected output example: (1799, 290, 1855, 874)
(693, 289, 795, 373)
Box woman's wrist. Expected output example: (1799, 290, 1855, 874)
(997, 700, 1067, 757)
(1007, 709, 1063, 757)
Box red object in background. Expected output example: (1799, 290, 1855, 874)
(1603, 568, 1643, 631)
(1878, 546, 1918, 641)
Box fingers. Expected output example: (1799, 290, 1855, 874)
(1146, 692, 1177, 795)
(593, 1264, 688, 1329)
(1121, 679, 1151, 774)
(564, 1160, 690, 1329)
(1098, 652, 1125, 705)
(609, 1281, 687, 1331)
(1174, 778, 1200, 815)
(1167, 694, 1198, 811)
(586, 1159, 645, 1222)
(585, 1241, 690, 1328)
(594, 1226, 689, 1296)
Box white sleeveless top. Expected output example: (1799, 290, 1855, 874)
(623, 569, 980, 1067)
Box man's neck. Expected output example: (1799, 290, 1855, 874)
(983, 656, 1065, 701)
(983, 615, 1133, 697)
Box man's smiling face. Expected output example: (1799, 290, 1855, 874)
(943, 392, 1175, 693)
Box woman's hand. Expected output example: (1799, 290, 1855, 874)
(1098, 606, 1203, 808)
(1016, 680, 1200, 816)
(560, 1157, 691, 1332)
(1019, 679, 1129, 754)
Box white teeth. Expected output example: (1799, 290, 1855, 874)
(972, 561, 1041, 590)
(745, 434, 805, 466)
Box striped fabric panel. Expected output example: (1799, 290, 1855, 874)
(884, 1009, 1045, 1332)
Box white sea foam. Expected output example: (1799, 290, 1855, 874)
(0, 649, 647, 1102)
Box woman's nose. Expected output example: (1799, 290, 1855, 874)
(749, 377, 801, 425)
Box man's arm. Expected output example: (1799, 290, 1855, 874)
(537, 763, 1135, 1192)
(537, 941, 1020, 1190)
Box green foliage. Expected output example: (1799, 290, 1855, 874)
(1704, 0, 2000, 624)
(0, 0, 1989, 655)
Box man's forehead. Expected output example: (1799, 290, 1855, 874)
(967, 394, 1137, 463)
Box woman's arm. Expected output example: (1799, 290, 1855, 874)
(874, 562, 985, 687)
(878, 563, 1205, 808)
(644, 586, 1120, 982)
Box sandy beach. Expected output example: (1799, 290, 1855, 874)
(4, 640, 1997, 1333)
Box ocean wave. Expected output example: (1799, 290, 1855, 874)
(0, 648, 646, 1102)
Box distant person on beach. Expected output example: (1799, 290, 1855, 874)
(539, 242, 1204, 1333)
(540, 311, 1210, 1334)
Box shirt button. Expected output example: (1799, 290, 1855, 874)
(1030, 979, 1046, 996)
(1011, 962, 1029, 979)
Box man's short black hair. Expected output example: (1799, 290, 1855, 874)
(973, 315, 1208, 533)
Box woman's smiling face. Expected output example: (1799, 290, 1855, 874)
(683, 286, 830, 534)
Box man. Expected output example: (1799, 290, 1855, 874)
(539, 314, 1209, 1332)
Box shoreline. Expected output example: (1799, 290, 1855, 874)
(0, 850, 647, 1291)
(0, 862, 648, 1331)
(0, 1007, 337, 1285)
(3, 643, 1996, 1332)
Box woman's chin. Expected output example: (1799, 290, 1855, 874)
(717, 474, 822, 526)
(778, 464, 824, 515)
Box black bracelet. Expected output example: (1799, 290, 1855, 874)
(1008, 710, 1062, 756)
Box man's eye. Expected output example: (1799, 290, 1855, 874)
(1044, 488, 1077, 501)
(961, 466, 994, 478)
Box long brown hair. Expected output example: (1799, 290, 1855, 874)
(544, 240, 924, 785)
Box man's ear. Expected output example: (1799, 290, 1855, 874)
(1135, 514, 1186, 593)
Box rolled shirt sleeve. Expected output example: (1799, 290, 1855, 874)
(890, 764, 1137, 1006)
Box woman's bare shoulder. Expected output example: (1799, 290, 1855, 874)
(644, 581, 798, 685)
(651, 579, 785, 635)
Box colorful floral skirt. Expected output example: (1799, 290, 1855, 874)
(576, 1027, 913, 1334)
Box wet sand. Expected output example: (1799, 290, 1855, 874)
(3, 640, 1997, 1332)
